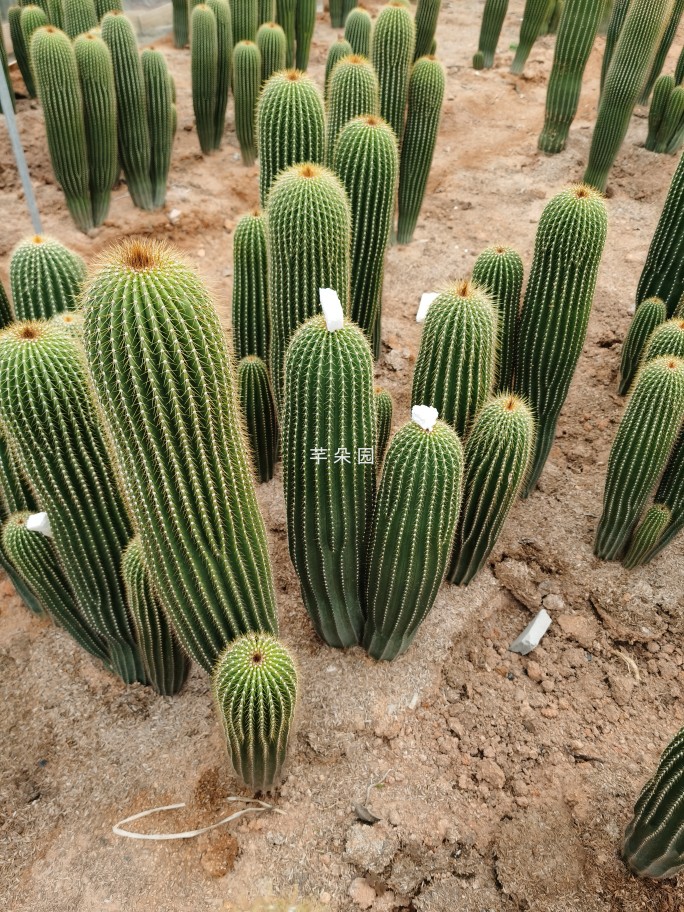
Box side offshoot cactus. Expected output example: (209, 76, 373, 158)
(618, 297, 667, 395)
(232, 210, 270, 362)
(237, 356, 279, 483)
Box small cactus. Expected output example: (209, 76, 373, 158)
(208, 0, 233, 150)
(628, 430, 684, 563)
(230, 0, 257, 42)
(324, 37, 353, 98)
(232, 210, 270, 362)
(191, 4, 219, 155)
(475, 0, 508, 68)
(9, 6, 36, 98)
(472, 49, 485, 69)
(676, 42, 684, 84)
(371, 2, 416, 149)
(50, 309, 85, 337)
(256, 21, 286, 85)
(618, 297, 667, 395)
(275, 0, 295, 66)
(622, 503, 672, 568)
(213, 633, 298, 792)
(0, 25, 16, 114)
(510, 0, 550, 76)
(237, 356, 278, 483)
(344, 7, 372, 58)
(326, 55, 379, 165)
(639, 0, 684, 105)
(142, 48, 175, 208)
(375, 386, 393, 466)
(10, 235, 86, 321)
(171, 0, 190, 47)
(63, 0, 97, 38)
(233, 40, 261, 165)
(646, 74, 674, 151)
(294, 0, 315, 69)
(414, 0, 440, 61)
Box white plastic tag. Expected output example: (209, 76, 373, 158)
(320, 288, 344, 331)
(416, 292, 438, 323)
(26, 512, 53, 539)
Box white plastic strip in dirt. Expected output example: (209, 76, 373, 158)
(112, 798, 282, 840)
(508, 609, 552, 655)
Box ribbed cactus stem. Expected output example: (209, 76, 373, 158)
(257, 21, 286, 85)
(329, 0, 343, 28)
(618, 297, 667, 395)
(472, 49, 485, 69)
(171, 0, 190, 46)
(9, 6, 36, 97)
(63, 0, 97, 38)
(231, 0, 257, 42)
(48, 0, 64, 29)
(232, 210, 270, 362)
(630, 430, 684, 562)
(655, 86, 684, 154)
(644, 316, 684, 361)
(258, 0, 274, 24)
(142, 48, 174, 208)
(213, 633, 298, 792)
(622, 504, 672, 568)
(10, 235, 86, 321)
(414, 0, 440, 61)
(375, 386, 393, 466)
(192, 4, 219, 155)
(639, 0, 684, 105)
(676, 43, 684, 84)
(510, 0, 549, 75)
(344, 7, 372, 57)
(20, 5, 48, 83)
(294, 0, 315, 69)
(233, 40, 261, 165)
(0, 281, 12, 328)
(275, 0, 295, 66)
(0, 25, 16, 114)
(94, 0, 122, 17)
(646, 74, 674, 150)
(325, 38, 353, 98)
(326, 55, 379, 165)
(237, 356, 278, 483)
(600, 0, 628, 92)
(475, 0, 508, 68)
(341, 0, 357, 24)
(371, 3, 416, 149)
(208, 0, 232, 150)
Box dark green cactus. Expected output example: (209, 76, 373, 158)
(282, 310, 375, 648)
(371, 3, 415, 149)
(644, 316, 684, 361)
(0, 25, 16, 115)
(233, 40, 261, 165)
(329, 0, 343, 28)
(375, 386, 392, 466)
(232, 210, 270, 362)
(10, 235, 86, 321)
(412, 280, 497, 439)
(448, 394, 534, 586)
(676, 42, 684, 84)
(414, 0, 440, 60)
(10, 5, 36, 97)
(63, 0, 97, 38)
(94, 0, 122, 17)
(639, 0, 684, 105)
(0, 280, 12, 328)
(257, 70, 325, 206)
(213, 633, 298, 792)
(192, 4, 219, 154)
(237, 356, 278, 483)
(654, 86, 684, 154)
(541, 0, 563, 33)
(325, 37, 353, 98)
(82, 239, 279, 673)
(294, 0, 315, 69)
(142, 48, 174, 208)
(231, 0, 257, 43)
(275, 0, 295, 66)
(344, 7, 372, 58)
(471, 245, 524, 393)
(258, 0, 273, 24)
(208, 0, 232, 150)
(472, 50, 485, 69)
(599, 0, 629, 93)
(363, 409, 463, 661)
(326, 55, 379, 165)
(628, 430, 684, 562)
(475, 0, 508, 68)
(256, 21, 286, 85)
(510, 0, 549, 75)
(622, 503, 672, 568)
(171, 0, 189, 46)
(618, 297, 667, 395)
(646, 74, 674, 150)
(514, 185, 608, 495)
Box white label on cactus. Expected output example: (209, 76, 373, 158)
(412, 405, 439, 432)
(26, 512, 53, 539)
(416, 292, 438, 323)
(320, 288, 344, 332)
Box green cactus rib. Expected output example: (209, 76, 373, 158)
(471, 245, 524, 393)
(213, 633, 298, 792)
(10, 6, 36, 96)
(0, 25, 16, 115)
(63, 0, 97, 38)
(646, 74, 674, 150)
(542, 0, 563, 33)
(171, 0, 189, 46)
(275, 0, 295, 66)
(448, 394, 534, 586)
(282, 313, 376, 648)
(595, 356, 684, 560)
(344, 8, 372, 58)
(208, 0, 232, 150)
(632, 430, 684, 561)
(371, 3, 415, 149)
(396, 55, 445, 245)
(334, 115, 398, 348)
(510, 0, 549, 75)
(258, 0, 273, 24)
(475, 0, 508, 68)
(9, 235, 86, 321)
(294, 0, 314, 69)
(599, 0, 629, 93)
(237, 356, 279, 483)
(375, 386, 392, 466)
(257, 21, 286, 85)
(233, 40, 261, 165)
(230, 0, 257, 43)
(121, 536, 190, 696)
(267, 163, 351, 406)
(325, 38, 353, 99)
(363, 416, 463, 661)
(622, 503, 671, 568)
(341, 0, 357, 25)
(192, 4, 219, 155)
(655, 86, 684, 153)
(412, 280, 497, 439)
(142, 48, 174, 208)
(257, 70, 325, 207)
(514, 185, 608, 495)
(326, 55, 379, 166)
(538, 0, 604, 154)
(82, 239, 278, 672)
(20, 5, 48, 83)
(32, 26, 92, 232)
(414, 0, 440, 60)
(0, 281, 12, 329)
(640, 0, 684, 104)
(232, 210, 270, 362)
(618, 297, 667, 395)
(48, 0, 64, 30)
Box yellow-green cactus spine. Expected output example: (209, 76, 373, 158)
(294, 0, 314, 69)
(646, 74, 674, 151)
(238, 356, 278, 483)
(213, 633, 298, 792)
(192, 4, 219, 155)
(371, 2, 415, 149)
(414, 0, 440, 61)
(256, 21, 286, 85)
(475, 0, 508, 68)
(639, 0, 684, 105)
(363, 410, 463, 661)
(142, 48, 174, 208)
(344, 7, 372, 58)
(326, 55, 379, 166)
(514, 186, 608, 495)
(622, 503, 672, 568)
(325, 37, 352, 99)
(618, 297, 667, 395)
(375, 386, 392, 466)
(9, 6, 36, 98)
(275, 0, 295, 66)
(510, 0, 549, 75)
(232, 210, 270, 362)
(282, 310, 376, 648)
(208, 0, 233, 150)
(0, 25, 16, 114)
(230, 0, 257, 43)
(10, 235, 86, 321)
(171, 0, 190, 46)
(82, 239, 279, 672)
(233, 40, 261, 165)
(63, 0, 96, 38)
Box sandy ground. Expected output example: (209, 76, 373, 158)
(1, 1, 684, 909)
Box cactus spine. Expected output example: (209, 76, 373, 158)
(9, 6, 36, 98)
(82, 239, 278, 672)
(618, 297, 667, 395)
(10, 235, 86, 321)
(510, 0, 550, 75)
(375, 386, 392, 466)
(275, 0, 295, 66)
(232, 210, 270, 362)
(472, 245, 523, 393)
(294, 0, 315, 69)
(231, 0, 257, 43)
(344, 7, 372, 58)
(396, 55, 445, 244)
(237, 356, 278, 483)
(208, 0, 232, 150)
(412, 281, 498, 438)
(514, 186, 608, 495)
(326, 55, 379, 165)
(213, 633, 298, 792)
(639, 0, 684, 104)
(172, 0, 190, 46)
(233, 40, 261, 165)
(325, 38, 353, 98)
(414, 0, 440, 61)
(371, 3, 416, 149)
(142, 48, 174, 208)
(475, 0, 508, 68)
(646, 74, 675, 150)
(256, 21, 286, 85)
(363, 412, 463, 661)
(192, 4, 219, 155)
(622, 503, 672, 568)
(0, 25, 16, 114)
(282, 312, 376, 648)
(63, 0, 97, 38)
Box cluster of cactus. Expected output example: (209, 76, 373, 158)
(9, 235, 85, 321)
(233, 40, 261, 165)
(191, 1, 233, 154)
(510, 0, 550, 76)
(473, 0, 508, 69)
(645, 74, 684, 154)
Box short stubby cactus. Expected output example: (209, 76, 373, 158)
(82, 239, 278, 672)
(282, 310, 376, 648)
(237, 356, 279, 483)
(63, 0, 97, 38)
(233, 40, 261, 165)
(363, 409, 463, 661)
(371, 3, 416, 149)
(231, 0, 257, 42)
(622, 503, 672, 568)
(294, 0, 315, 69)
(10, 6, 35, 98)
(257, 70, 325, 208)
(192, 4, 219, 155)
(514, 185, 608, 495)
(142, 48, 175, 207)
(344, 7, 372, 58)
(256, 21, 286, 85)
(213, 633, 298, 792)
(510, 0, 550, 75)
(208, 0, 233, 150)
(448, 394, 534, 586)
(414, 0, 440, 60)
(375, 386, 393, 466)
(325, 38, 353, 98)
(326, 55, 379, 165)
(618, 297, 667, 395)
(10, 235, 86, 321)
(475, 0, 508, 68)
(471, 245, 523, 392)
(232, 210, 270, 362)
(412, 280, 497, 438)
(595, 356, 684, 560)
(646, 74, 675, 151)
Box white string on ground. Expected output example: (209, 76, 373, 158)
(112, 797, 283, 840)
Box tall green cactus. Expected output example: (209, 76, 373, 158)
(639, 0, 684, 104)
(213, 633, 298, 792)
(192, 4, 219, 154)
(599, 0, 629, 92)
(257, 69, 325, 207)
(233, 40, 261, 165)
(618, 297, 667, 395)
(232, 210, 270, 362)
(63, 0, 96, 38)
(10, 235, 86, 321)
(326, 55, 379, 165)
(230, 0, 257, 42)
(622, 503, 672, 568)
(371, 3, 416, 149)
(595, 356, 684, 560)
(94, 0, 122, 17)
(514, 185, 608, 495)
(82, 239, 278, 672)
(471, 245, 523, 393)
(0, 24, 16, 115)
(414, 0, 440, 60)
(363, 408, 463, 661)
(208, 0, 232, 150)
(475, 0, 508, 68)
(412, 280, 498, 438)
(48, 0, 64, 29)
(294, 0, 315, 69)
(171, 0, 190, 46)
(142, 48, 174, 208)
(329, 0, 343, 28)
(510, 0, 550, 75)
(10, 5, 36, 97)
(237, 356, 278, 483)
(258, 0, 273, 24)
(275, 0, 295, 66)
(282, 309, 375, 648)
(655, 86, 684, 154)
(256, 21, 286, 85)
(646, 74, 675, 150)
(375, 386, 392, 466)
(325, 38, 353, 98)
(448, 394, 534, 586)
(344, 7, 372, 57)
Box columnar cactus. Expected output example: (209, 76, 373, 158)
(237, 356, 279, 483)
(396, 55, 445, 244)
(655, 86, 684, 154)
(121, 536, 190, 696)
(639, 0, 684, 104)
(363, 408, 463, 661)
(344, 7, 372, 58)
(618, 297, 667, 395)
(514, 185, 608, 495)
(414, 0, 440, 60)
(538, 0, 604, 154)
(256, 21, 286, 85)
(192, 4, 219, 155)
(644, 317, 684, 361)
(676, 42, 684, 84)
(622, 503, 672, 568)
(375, 386, 393, 466)
(412, 281, 498, 438)
(20, 5, 48, 77)
(282, 309, 376, 648)
(94, 0, 122, 17)
(142, 48, 174, 207)
(510, 0, 550, 75)
(267, 164, 351, 405)
(256, 70, 325, 207)
(371, 3, 416, 149)
(232, 210, 270, 362)
(0, 25, 16, 114)
(329, 0, 344, 28)
(275, 0, 295, 66)
(471, 245, 523, 392)
(10, 235, 86, 321)
(325, 38, 353, 98)
(231, 0, 257, 42)
(0, 281, 12, 329)
(474, 0, 508, 68)
(63, 0, 97, 38)
(599, 0, 629, 92)
(448, 394, 534, 586)
(258, 0, 274, 24)
(294, 0, 315, 69)
(595, 356, 684, 560)
(326, 55, 379, 165)
(233, 40, 261, 165)
(82, 239, 279, 672)
(48, 0, 64, 29)
(646, 74, 675, 150)
(9, 6, 35, 98)
(628, 431, 684, 563)
(208, 0, 233, 150)
(171, 0, 190, 47)
(213, 633, 298, 792)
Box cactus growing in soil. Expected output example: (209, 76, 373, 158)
(344, 7, 372, 58)
(412, 281, 498, 439)
(622, 503, 672, 568)
(0, 26, 16, 115)
(63, 0, 97, 38)
(232, 210, 270, 362)
(514, 185, 608, 495)
(237, 356, 278, 483)
(474, 0, 508, 68)
(294, 0, 314, 69)
(231, 0, 257, 42)
(82, 239, 278, 672)
(396, 56, 445, 244)
(9, 6, 35, 98)
(656, 87, 684, 154)
(256, 21, 286, 85)
(282, 309, 376, 648)
(375, 386, 392, 465)
(192, 4, 219, 154)
(142, 48, 174, 207)
(171, 0, 190, 46)
(414, 0, 440, 60)
(371, 3, 416, 149)
(363, 408, 463, 661)
(595, 356, 684, 560)
(618, 297, 667, 395)
(448, 394, 535, 586)
(275, 0, 295, 66)
(267, 164, 351, 406)
(256, 70, 325, 207)
(10, 235, 86, 321)
(639, 0, 684, 104)
(213, 633, 298, 792)
(646, 74, 675, 150)
(325, 38, 353, 98)
(208, 0, 232, 150)
(121, 536, 190, 696)
(333, 115, 398, 348)
(471, 245, 523, 393)
(510, 0, 550, 75)
(233, 40, 261, 165)
(326, 55, 379, 164)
